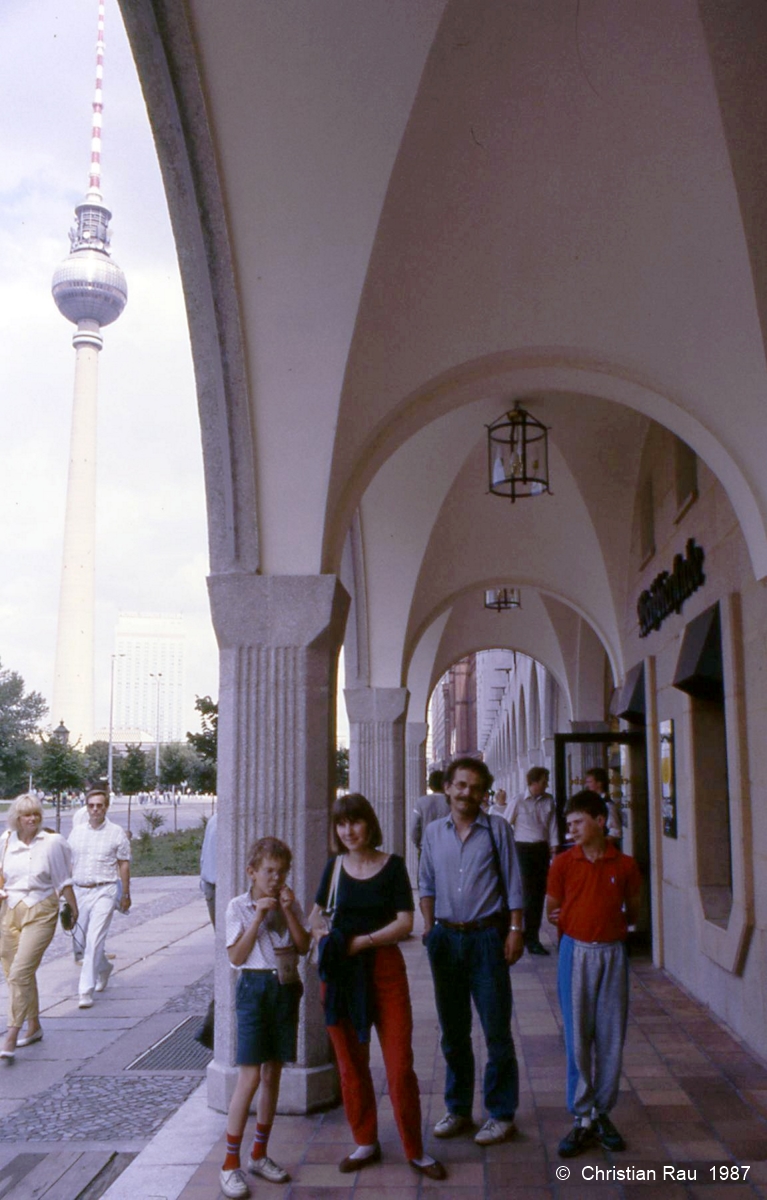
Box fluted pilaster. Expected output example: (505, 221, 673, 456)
(206, 573, 349, 1113)
(404, 722, 428, 883)
(345, 687, 408, 855)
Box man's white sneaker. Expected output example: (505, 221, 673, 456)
(78, 992, 94, 1009)
(433, 1112, 473, 1138)
(219, 1167, 250, 1198)
(474, 1117, 517, 1145)
(247, 1155, 291, 1183)
(95, 962, 113, 992)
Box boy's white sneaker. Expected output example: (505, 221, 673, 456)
(247, 1155, 291, 1183)
(220, 1167, 250, 1197)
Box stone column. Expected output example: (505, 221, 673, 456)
(404, 722, 428, 884)
(206, 573, 349, 1114)
(345, 687, 408, 855)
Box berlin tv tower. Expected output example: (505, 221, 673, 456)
(51, 0, 128, 745)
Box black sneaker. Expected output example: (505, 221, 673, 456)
(594, 1112, 626, 1151)
(528, 942, 550, 956)
(558, 1122, 595, 1158)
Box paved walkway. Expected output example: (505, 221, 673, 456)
(2, 883, 766, 1199)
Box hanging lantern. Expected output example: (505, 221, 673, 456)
(487, 402, 551, 501)
(484, 588, 522, 612)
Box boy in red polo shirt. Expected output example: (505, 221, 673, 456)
(546, 790, 641, 1158)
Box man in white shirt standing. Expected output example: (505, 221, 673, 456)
(68, 787, 131, 1008)
(506, 767, 558, 956)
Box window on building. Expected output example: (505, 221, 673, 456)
(639, 476, 655, 566)
(674, 437, 698, 522)
(673, 602, 732, 927)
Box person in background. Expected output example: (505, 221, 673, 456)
(420, 757, 524, 1147)
(506, 767, 558, 956)
(0, 795, 78, 1059)
(547, 790, 641, 1158)
(410, 770, 447, 861)
(195, 810, 217, 1048)
(220, 836, 310, 1197)
(487, 788, 510, 819)
(311, 794, 446, 1181)
(584, 768, 622, 846)
(68, 787, 131, 1009)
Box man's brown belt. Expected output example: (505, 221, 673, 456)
(74, 881, 115, 888)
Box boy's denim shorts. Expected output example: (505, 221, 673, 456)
(235, 970, 303, 1065)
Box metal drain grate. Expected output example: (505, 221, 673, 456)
(126, 1014, 213, 1072)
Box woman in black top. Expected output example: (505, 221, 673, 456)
(310, 794, 445, 1181)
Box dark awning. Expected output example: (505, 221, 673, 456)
(615, 661, 646, 724)
(672, 602, 723, 702)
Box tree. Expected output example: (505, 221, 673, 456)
(186, 695, 217, 791)
(36, 734, 86, 830)
(120, 744, 149, 836)
(0, 660, 48, 797)
(83, 740, 115, 787)
(336, 746, 349, 790)
(120, 744, 149, 796)
(160, 742, 198, 790)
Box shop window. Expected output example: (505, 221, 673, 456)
(673, 603, 733, 927)
(674, 438, 698, 522)
(639, 477, 655, 566)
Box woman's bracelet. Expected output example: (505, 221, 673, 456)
(367, 933, 376, 947)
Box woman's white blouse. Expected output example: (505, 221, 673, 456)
(1, 830, 73, 909)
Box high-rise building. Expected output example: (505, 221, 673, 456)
(50, 0, 127, 745)
(111, 613, 186, 745)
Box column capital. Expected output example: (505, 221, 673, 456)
(406, 721, 428, 747)
(345, 685, 408, 725)
(208, 572, 349, 649)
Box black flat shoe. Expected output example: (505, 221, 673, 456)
(338, 1143, 381, 1174)
(409, 1159, 447, 1180)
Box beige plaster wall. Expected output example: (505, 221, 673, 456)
(623, 426, 767, 1058)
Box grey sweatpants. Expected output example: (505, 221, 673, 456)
(558, 934, 629, 1118)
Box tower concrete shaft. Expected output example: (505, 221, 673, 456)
(51, 321, 103, 742)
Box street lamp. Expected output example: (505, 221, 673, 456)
(107, 653, 125, 796)
(51, 720, 70, 832)
(149, 672, 163, 786)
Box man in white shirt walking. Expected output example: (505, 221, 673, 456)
(507, 767, 558, 956)
(68, 787, 131, 1008)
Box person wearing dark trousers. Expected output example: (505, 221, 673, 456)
(195, 810, 217, 1049)
(419, 756, 524, 1147)
(506, 767, 557, 955)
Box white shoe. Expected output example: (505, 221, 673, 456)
(78, 992, 94, 1009)
(474, 1117, 517, 1145)
(433, 1112, 473, 1138)
(247, 1156, 291, 1183)
(95, 962, 113, 992)
(220, 1167, 250, 1198)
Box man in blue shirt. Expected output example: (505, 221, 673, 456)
(419, 757, 524, 1146)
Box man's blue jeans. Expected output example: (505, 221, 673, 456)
(426, 922, 519, 1119)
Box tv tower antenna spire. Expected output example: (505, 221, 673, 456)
(50, 0, 128, 748)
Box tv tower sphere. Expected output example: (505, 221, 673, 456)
(52, 197, 127, 329)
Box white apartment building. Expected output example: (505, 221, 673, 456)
(112, 613, 186, 744)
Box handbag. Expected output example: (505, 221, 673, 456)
(309, 854, 343, 964)
(59, 900, 76, 932)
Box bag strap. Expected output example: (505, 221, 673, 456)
(485, 817, 510, 912)
(325, 854, 343, 912)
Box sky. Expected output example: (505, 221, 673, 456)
(0, 0, 217, 736)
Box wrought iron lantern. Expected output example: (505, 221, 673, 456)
(487, 402, 551, 501)
(484, 587, 521, 612)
